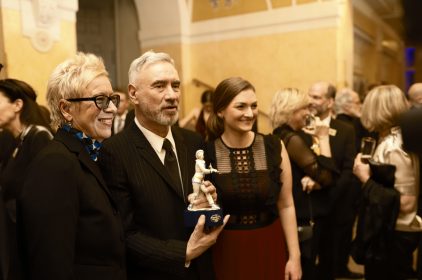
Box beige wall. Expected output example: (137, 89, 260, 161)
(138, 1, 347, 134)
(189, 28, 338, 106)
(146, 27, 341, 134)
(0, 7, 77, 105)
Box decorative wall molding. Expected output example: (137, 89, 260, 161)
(188, 1, 339, 44)
(1, 0, 78, 52)
(137, 0, 341, 48)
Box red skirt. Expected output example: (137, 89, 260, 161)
(213, 220, 287, 280)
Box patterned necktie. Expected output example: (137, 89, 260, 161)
(162, 138, 183, 196)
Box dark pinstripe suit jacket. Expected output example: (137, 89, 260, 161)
(99, 122, 214, 280)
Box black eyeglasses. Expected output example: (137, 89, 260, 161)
(66, 94, 120, 110)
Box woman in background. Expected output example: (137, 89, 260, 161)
(0, 79, 53, 280)
(179, 89, 213, 139)
(269, 88, 338, 280)
(206, 77, 301, 280)
(353, 85, 421, 280)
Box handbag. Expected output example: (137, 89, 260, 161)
(298, 224, 313, 242)
(368, 159, 396, 189)
(351, 160, 399, 264)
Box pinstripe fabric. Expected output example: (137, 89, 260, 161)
(99, 122, 214, 280)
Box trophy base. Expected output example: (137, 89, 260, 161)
(184, 208, 224, 227)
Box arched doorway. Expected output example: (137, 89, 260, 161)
(76, 0, 140, 89)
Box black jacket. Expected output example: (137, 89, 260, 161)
(351, 178, 400, 264)
(18, 129, 126, 280)
(99, 123, 213, 280)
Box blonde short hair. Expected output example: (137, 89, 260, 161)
(361, 85, 408, 132)
(269, 88, 309, 128)
(47, 52, 108, 130)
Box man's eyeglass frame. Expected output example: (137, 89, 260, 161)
(66, 94, 120, 110)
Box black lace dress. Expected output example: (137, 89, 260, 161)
(272, 124, 337, 221)
(206, 133, 286, 279)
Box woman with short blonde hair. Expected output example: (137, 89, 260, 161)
(269, 87, 309, 129)
(270, 87, 338, 280)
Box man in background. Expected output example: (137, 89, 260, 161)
(304, 82, 361, 279)
(112, 89, 130, 134)
(408, 83, 422, 108)
(334, 88, 376, 152)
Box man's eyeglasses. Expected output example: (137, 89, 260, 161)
(66, 94, 120, 110)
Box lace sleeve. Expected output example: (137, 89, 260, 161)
(285, 133, 336, 187)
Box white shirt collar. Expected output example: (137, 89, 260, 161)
(320, 114, 331, 126)
(134, 117, 176, 162)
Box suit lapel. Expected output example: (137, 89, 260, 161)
(172, 127, 189, 200)
(127, 123, 185, 200)
(55, 130, 112, 199)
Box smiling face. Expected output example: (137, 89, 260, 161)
(289, 105, 310, 131)
(129, 61, 180, 136)
(64, 75, 116, 141)
(308, 82, 333, 119)
(218, 89, 257, 135)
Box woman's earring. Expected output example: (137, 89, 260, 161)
(66, 119, 73, 127)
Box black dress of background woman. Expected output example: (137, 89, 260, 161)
(0, 79, 53, 280)
(270, 88, 338, 280)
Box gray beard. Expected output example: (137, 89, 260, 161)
(142, 105, 179, 127)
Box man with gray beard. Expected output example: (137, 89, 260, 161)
(99, 50, 228, 280)
(301, 82, 361, 279)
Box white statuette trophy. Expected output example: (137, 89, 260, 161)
(184, 150, 223, 227)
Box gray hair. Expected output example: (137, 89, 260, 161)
(334, 88, 354, 115)
(128, 50, 175, 84)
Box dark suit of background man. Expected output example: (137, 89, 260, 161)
(111, 89, 130, 135)
(99, 50, 227, 280)
(301, 82, 362, 280)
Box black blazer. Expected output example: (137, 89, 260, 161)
(98, 122, 214, 280)
(17, 129, 126, 280)
(300, 118, 357, 220)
